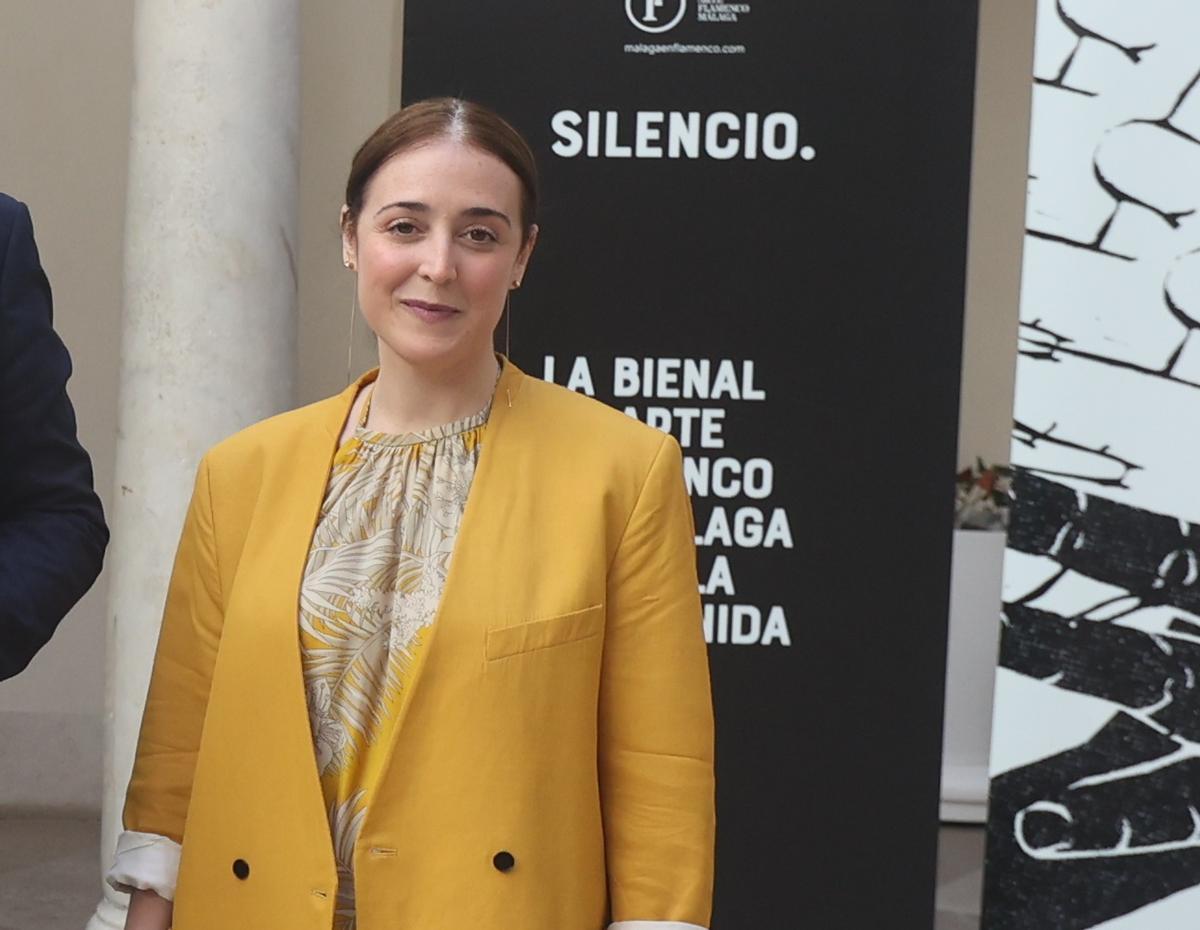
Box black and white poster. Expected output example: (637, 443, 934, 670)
(984, 3, 1200, 928)
(401, 2, 979, 925)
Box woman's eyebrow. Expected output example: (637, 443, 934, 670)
(373, 201, 511, 228)
(375, 200, 429, 216)
(462, 206, 512, 227)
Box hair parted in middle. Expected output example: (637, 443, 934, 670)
(343, 98, 540, 245)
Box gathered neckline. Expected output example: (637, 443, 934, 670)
(352, 403, 490, 448)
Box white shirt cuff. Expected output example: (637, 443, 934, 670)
(609, 923, 709, 930)
(105, 830, 182, 902)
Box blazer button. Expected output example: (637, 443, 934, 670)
(492, 851, 516, 873)
(232, 859, 250, 880)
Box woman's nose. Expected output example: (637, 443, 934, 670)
(417, 235, 457, 284)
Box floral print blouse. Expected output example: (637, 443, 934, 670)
(299, 393, 489, 929)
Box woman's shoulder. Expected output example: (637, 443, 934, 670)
(511, 375, 685, 521)
(516, 373, 670, 457)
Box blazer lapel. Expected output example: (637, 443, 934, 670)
(239, 373, 377, 815)
(363, 359, 529, 800)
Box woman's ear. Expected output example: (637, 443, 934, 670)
(513, 224, 539, 286)
(340, 205, 357, 269)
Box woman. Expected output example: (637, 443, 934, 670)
(107, 98, 715, 930)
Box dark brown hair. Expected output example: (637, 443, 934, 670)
(343, 97, 539, 244)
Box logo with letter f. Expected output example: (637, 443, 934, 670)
(625, 0, 687, 33)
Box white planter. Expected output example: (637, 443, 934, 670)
(940, 528, 1006, 822)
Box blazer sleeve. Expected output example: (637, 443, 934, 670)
(599, 433, 716, 930)
(122, 456, 224, 845)
(0, 198, 108, 680)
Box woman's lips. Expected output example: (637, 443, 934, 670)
(401, 299, 461, 322)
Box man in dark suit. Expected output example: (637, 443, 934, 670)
(0, 193, 108, 680)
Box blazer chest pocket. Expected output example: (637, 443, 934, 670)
(486, 604, 605, 661)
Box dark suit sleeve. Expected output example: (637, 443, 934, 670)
(0, 197, 109, 680)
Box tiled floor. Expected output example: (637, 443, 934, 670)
(1, 817, 986, 929)
(936, 824, 986, 929)
(0, 816, 101, 930)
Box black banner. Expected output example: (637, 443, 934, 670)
(402, 2, 979, 924)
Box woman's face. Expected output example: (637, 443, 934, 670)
(344, 137, 536, 374)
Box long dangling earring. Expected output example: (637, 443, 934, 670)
(345, 259, 357, 385)
(505, 279, 521, 408)
(505, 291, 512, 359)
(506, 277, 521, 359)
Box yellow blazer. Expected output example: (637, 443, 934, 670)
(124, 359, 715, 929)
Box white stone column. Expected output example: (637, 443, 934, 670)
(88, 1, 300, 927)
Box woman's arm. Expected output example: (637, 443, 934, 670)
(124, 889, 173, 930)
(599, 434, 716, 929)
(105, 456, 225, 904)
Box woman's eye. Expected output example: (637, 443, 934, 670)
(388, 221, 418, 235)
(465, 227, 498, 244)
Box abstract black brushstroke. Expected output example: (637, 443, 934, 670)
(1008, 472, 1200, 615)
(986, 474, 1200, 927)
(1036, 1, 1155, 97)
(985, 714, 1200, 929)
